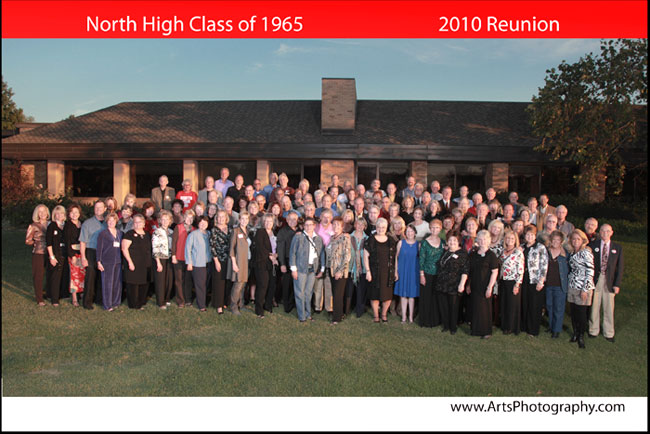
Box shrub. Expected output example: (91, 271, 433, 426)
(2, 161, 93, 227)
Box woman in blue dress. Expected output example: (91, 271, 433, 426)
(394, 224, 420, 323)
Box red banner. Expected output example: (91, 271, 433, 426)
(2, 0, 647, 38)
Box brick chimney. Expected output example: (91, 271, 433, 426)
(321, 78, 356, 135)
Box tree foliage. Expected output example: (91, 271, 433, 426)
(528, 39, 648, 195)
(2, 76, 31, 130)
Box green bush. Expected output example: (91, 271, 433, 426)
(2, 186, 94, 228)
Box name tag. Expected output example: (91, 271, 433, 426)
(54, 230, 58, 235)
(165, 196, 170, 200)
(611, 249, 617, 254)
(452, 254, 458, 259)
(238, 234, 244, 239)
(113, 241, 120, 248)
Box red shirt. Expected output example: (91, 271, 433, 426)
(176, 191, 198, 211)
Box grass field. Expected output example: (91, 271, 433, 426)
(2, 228, 647, 397)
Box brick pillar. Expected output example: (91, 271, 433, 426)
(47, 160, 65, 196)
(320, 160, 355, 187)
(486, 163, 509, 193)
(113, 160, 130, 206)
(183, 160, 199, 193)
(257, 160, 270, 185)
(410, 161, 428, 187)
(580, 167, 606, 203)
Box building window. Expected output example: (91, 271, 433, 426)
(130, 160, 183, 198)
(541, 165, 579, 196)
(456, 164, 486, 194)
(198, 161, 256, 188)
(428, 164, 455, 190)
(270, 161, 321, 192)
(21, 160, 47, 188)
(357, 162, 409, 191)
(65, 160, 113, 197)
(509, 165, 541, 197)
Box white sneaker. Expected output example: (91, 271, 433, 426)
(166, 302, 171, 306)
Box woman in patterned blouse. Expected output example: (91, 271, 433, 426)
(26, 204, 50, 306)
(499, 229, 525, 335)
(210, 210, 231, 314)
(567, 229, 595, 349)
(326, 217, 352, 325)
(521, 225, 549, 337)
(152, 210, 174, 309)
(435, 231, 469, 334)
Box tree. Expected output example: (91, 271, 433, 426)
(2, 76, 31, 130)
(528, 39, 647, 200)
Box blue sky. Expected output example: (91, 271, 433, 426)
(1, 39, 603, 122)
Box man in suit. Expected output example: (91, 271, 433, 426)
(151, 175, 175, 211)
(588, 224, 624, 342)
(439, 185, 456, 215)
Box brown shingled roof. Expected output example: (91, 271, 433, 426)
(2, 100, 539, 149)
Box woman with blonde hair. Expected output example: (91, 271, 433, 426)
(567, 229, 595, 349)
(96, 212, 123, 311)
(521, 224, 549, 337)
(64, 203, 85, 307)
(230, 211, 251, 315)
(394, 224, 420, 323)
(399, 195, 415, 225)
(104, 196, 119, 215)
(499, 229, 525, 335)
(468, 230, 499, 338)
(152, 209, 174, 309)
(487, 219, 505, 325)
(389, 216, 406, 240)
(419, 219, 445, 328)
(342, 209, 355, 233)
(46, 205, 67, 306)
(26, 204, 50, 306)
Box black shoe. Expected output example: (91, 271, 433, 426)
(441, 327, 449, 332)
(578, 335, 586, 349)
(314, 310, 322, 314)
(605, 336, 615, 343)
(551, 332, 560, 339)
(588, 334, 597, 339)
(569, 333, 578, 343)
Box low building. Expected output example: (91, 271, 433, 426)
(3, 78, 637, 205)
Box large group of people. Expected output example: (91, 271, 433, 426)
(25, 168, 625, 348)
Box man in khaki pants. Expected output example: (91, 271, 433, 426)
(587, 224, 624, 343)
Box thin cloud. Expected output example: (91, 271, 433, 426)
(274, 43, 314, 56)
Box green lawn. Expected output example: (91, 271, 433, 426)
(2, 228, 647, 396)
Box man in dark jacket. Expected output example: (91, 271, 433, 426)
(588, 224, 624, 343)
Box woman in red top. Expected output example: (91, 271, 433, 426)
(171, 209, 196, 307)
(141, 201, 157, 235)
(176, 178, 198, 212)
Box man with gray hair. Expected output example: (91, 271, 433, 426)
(588, 224, 624, 343)
(313, 209, 335, 314)
(430, 180, 443, 201)
(151, 174, 175, 211)
(198, 175, 215, 205)
(555, 205, 575, 237)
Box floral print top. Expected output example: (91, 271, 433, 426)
(209, 225, 231, 263)
(499, 248, 525, 286)
(152, 227, 173, 259)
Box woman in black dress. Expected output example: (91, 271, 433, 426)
(46, 205, 67, 307)
(435, 231, 469, 334)
(121, 214, 152, 309)
(468, 229, 499, 339)
(209, 210, 231, 314)
(364, 217, 397, 323)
